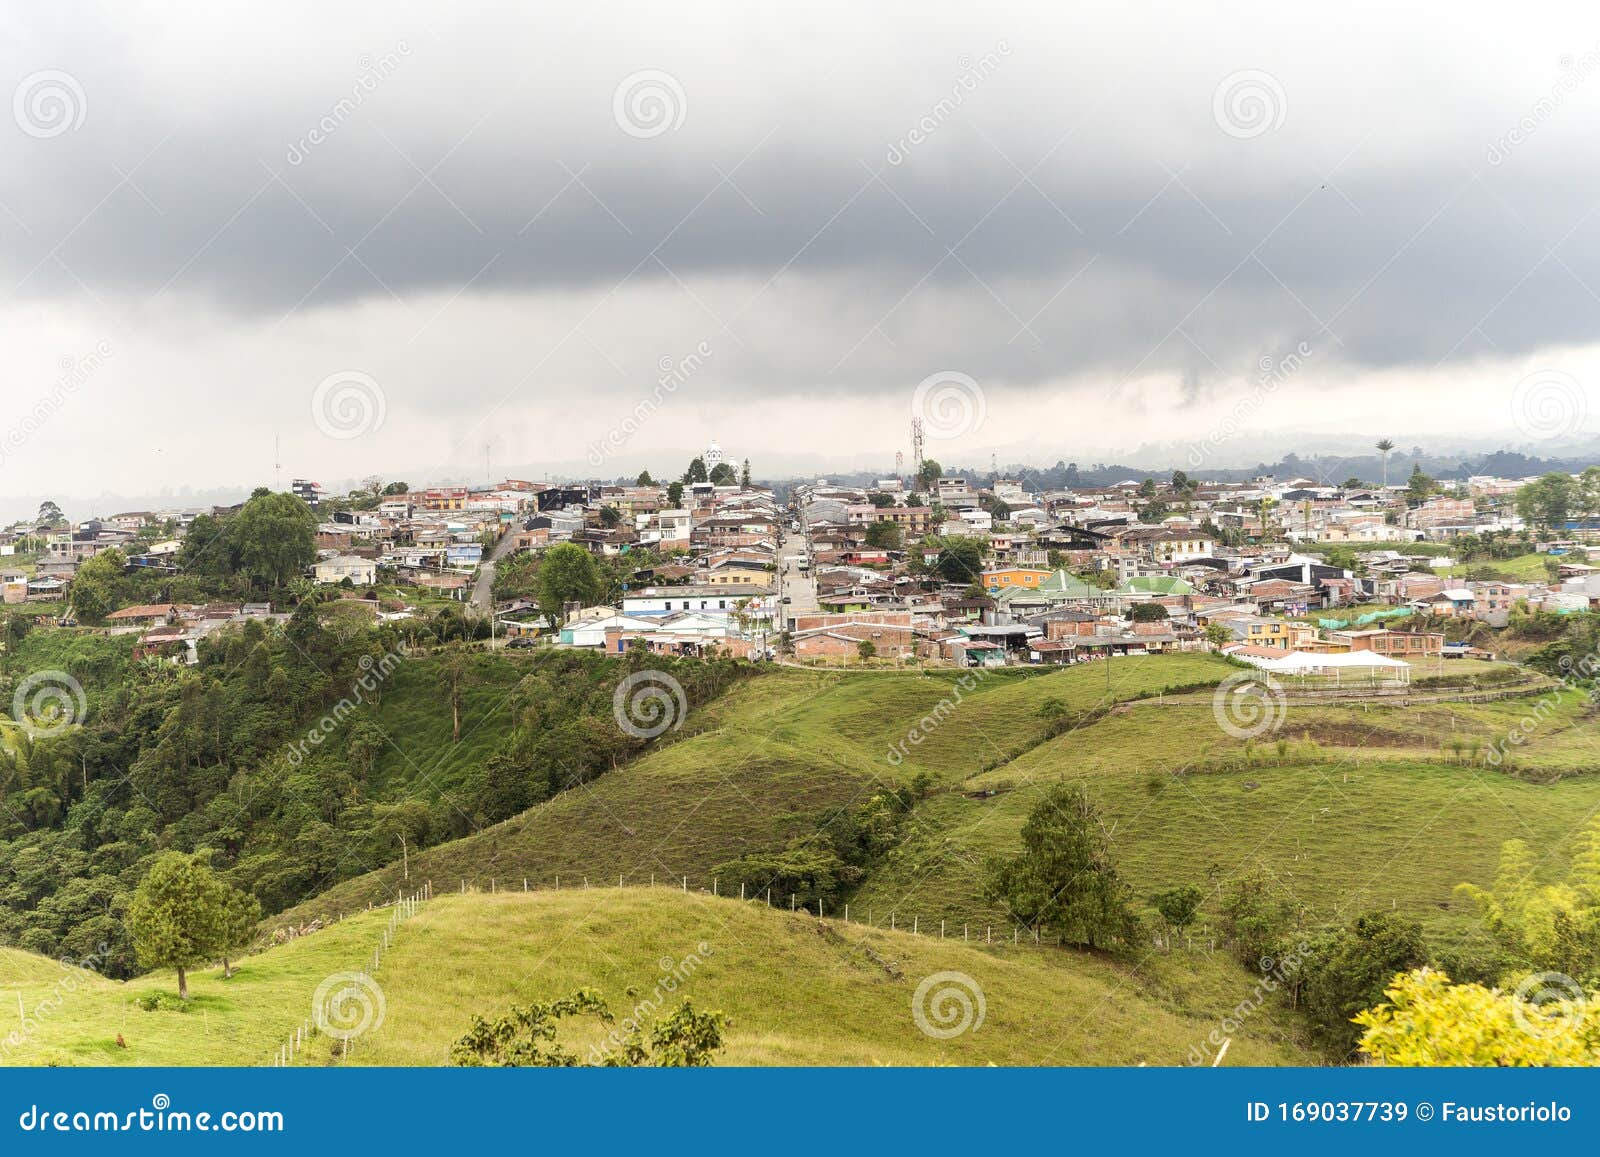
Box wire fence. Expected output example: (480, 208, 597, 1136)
(271, 881, 431, 1067)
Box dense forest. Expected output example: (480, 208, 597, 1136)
(0, 608, 747, 977)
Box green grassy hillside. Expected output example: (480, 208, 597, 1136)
(274, 655, 1235, 923)
(275, 654, 1600, 955)
(3, 889, 1315, 1067)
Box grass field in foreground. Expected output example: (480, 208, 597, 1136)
(2, 890, 1316, 1067)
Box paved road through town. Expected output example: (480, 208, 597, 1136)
(777, 523, 818, 631)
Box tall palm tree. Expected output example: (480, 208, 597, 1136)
(1376, 439, 1395, 489)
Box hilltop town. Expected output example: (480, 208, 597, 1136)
(7, 444, 1596, 687)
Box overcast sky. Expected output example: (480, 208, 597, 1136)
(4, 2, 1600, 513)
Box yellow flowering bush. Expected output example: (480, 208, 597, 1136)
(1355, 967, 1600, 1066)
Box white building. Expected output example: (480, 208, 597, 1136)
(314, 555, 377, 585)
(622, 586, 744, 616)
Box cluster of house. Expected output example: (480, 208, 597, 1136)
(622, 471, 1585, 673)
(9, 459, 1600, 675)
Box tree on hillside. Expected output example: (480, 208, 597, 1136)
(1129, 602, 1168, 622)
(666, 481, 685, 508)
(1299, 911, 1427, 1056)
(1457, 815, 1600, 978)
(635, 469, 655, 487)
(1152, 884, 1204, 940)
(1218, 871, 1298, 968)
(1376, 438, 1395, 488)
(537, 543, 604, 624)
(863, 520, 902, 550)
(71, 548, 126, 623)
(231, 491, 318, 589)
(1406, 464, 1436, 504)
(739, 458, 752, 488)
(931, 537, 983, 585)
(450, 988, 727, 1067)
(708, 462, 736, 486)
(126, 852, 227, 999)
(1203, 622, 1233, 648)
(217, 884, 262, 978)
(438, 643, 483, 744)
(984, 784, 1140, 950)
(916, 458, 942, 492)
(1516, 472, 1579, 533)
(36, 500, 65, 528)
(683, 457, 708, 484)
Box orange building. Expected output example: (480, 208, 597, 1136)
(981, 567, 1053, 592)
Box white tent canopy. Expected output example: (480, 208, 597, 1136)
(1244, 649, 1413, 684)
(1257, 651, 1410, 674)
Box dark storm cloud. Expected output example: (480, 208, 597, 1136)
(3, 0, 1600, 400)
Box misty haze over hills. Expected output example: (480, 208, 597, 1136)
(10, 438, 1600, 526)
